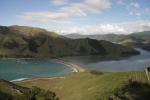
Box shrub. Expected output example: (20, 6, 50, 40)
(90, 70, 103, 75)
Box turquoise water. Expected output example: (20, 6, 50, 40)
(0, 59, 73, 81)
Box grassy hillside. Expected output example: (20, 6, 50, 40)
(18, 71, 150, 100)
(0, 79, 58, 100)
(0, 25, 139, 58)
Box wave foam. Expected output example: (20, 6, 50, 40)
(10, 78, 29, 82)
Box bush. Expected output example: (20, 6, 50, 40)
(0, 86, 59, 100)
(25, 86, 59, 100)
(90, 70, 103, 75)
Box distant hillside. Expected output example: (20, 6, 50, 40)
(119, 31, 150, 52)
(65, 31, 150, 50)
(65, 31, 150, 42)
(130, 31, 150, 41)
(0, 25, 139, 58)
(65, 33, 126, 42)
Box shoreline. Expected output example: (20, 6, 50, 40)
(13, 77, 66, 83)
(12, 59, 86, 83)
(53, 59, 86, 72)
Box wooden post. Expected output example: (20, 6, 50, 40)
(145, 67, 150, 83)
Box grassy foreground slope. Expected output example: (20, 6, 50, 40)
(0, 80, 59, 100)
(18, 72, 150, 100)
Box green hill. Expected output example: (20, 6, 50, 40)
(1, 72, 150, 100)
(0, 25, 139, 58)
(18, 71, 150, 100)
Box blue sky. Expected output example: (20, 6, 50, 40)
(0, 0, 150, 34)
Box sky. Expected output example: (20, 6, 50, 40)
(0, 0, 150, 35)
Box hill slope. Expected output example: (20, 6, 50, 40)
(0, 25, 139, 58)
(18, 72, 150, 100)
(0, 79, 58, 100)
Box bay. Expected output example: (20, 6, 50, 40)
(0, 59, 73, 81)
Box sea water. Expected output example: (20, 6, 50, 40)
(86, 49, 150, 72)
(0, 59, 73, 81)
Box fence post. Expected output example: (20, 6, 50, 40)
(145, 67, 150, 83)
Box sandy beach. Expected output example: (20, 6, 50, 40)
(53, 59, 86, 72)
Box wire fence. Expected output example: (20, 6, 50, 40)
(129, 69, 150, 84)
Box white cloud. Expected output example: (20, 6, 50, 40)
(82, 24, 126, 34)
(61, 5, 87, 17)
(61, 26, 87, 34)
(56, 24, 126, 35)
(129, 2, 140, 8)
(129, 12, 142, 16)
(20, 11, 69, 22)
(145, 8, 150, 14)
(60, 0, 111, 17)
(56, 21, 150, 35)
(51, 0, 68, 5)
(121, 21, 150, 33)
(116, 0, 124, 5)
(83, 0, 111, 13)
(20, 0, 111, 22)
